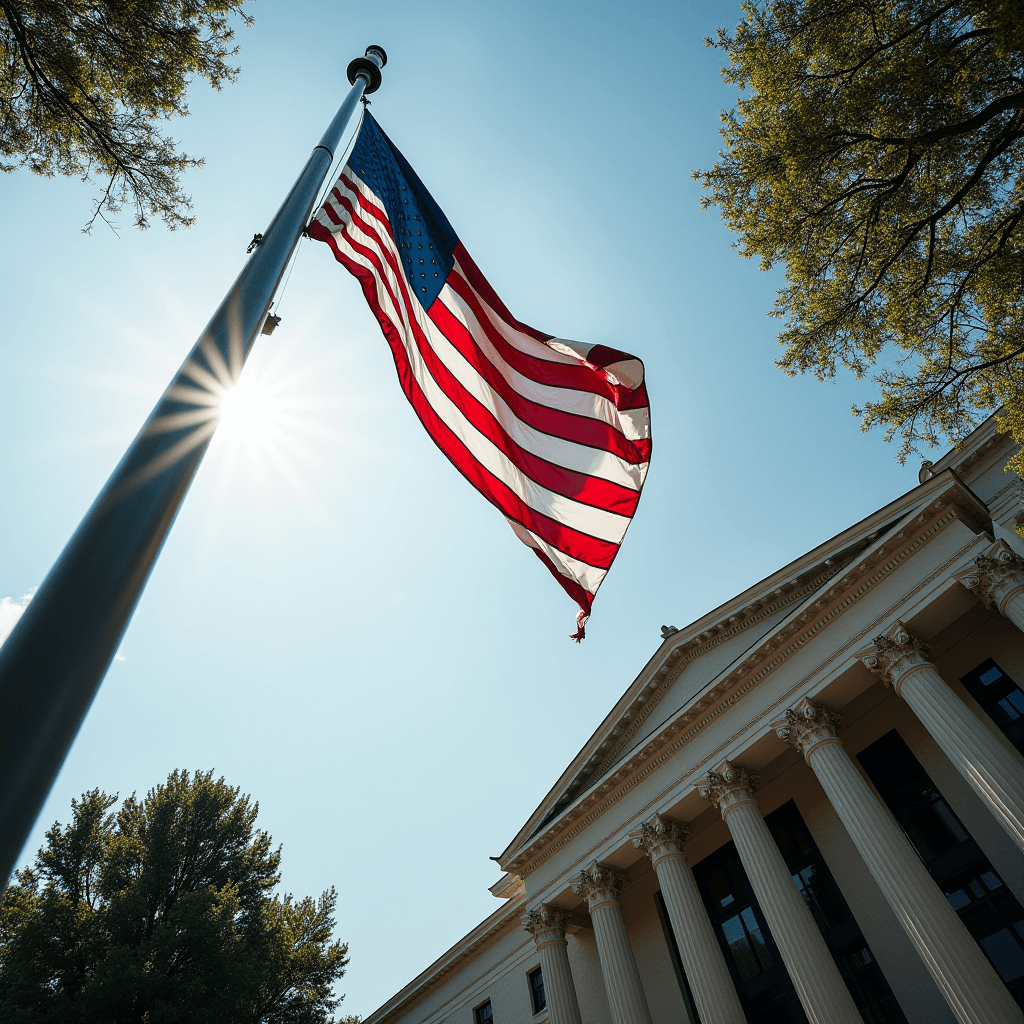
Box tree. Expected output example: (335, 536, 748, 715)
(1, 0, 253, 230)
(0, 770, 351, 1024)
(695, 1, 1024, 483)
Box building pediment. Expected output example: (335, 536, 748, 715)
(495, 466, 994, 874)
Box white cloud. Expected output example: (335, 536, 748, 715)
(0, 592, 33, 646)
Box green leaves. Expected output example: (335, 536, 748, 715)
(696, 0, 1024, 477)
(0, 770, 350, 1024)
(0, 1, 253, 229)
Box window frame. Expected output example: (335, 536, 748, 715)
(473, 999, 493, 1024)
(857, 728, 1024, 1007)
(527, 965, 546, 1015)
(960, 658, 1024, 754)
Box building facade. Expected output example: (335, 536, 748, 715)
(364, 416, 1024, 1024)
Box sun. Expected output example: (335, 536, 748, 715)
(216, 373, 286, 451)
(199, 339, 337, 523)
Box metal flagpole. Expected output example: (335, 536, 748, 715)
(0, 45, 387, 887)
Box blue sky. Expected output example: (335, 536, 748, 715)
(1, 0, 927, 1016)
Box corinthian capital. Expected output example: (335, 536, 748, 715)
(856, 620, 932, 691)
(954, 541, 1024, 614)
(629, 813, 690, 863)
(772, 697, 841, 760)
(698, 760, 759, 815)
(572, 860, 625, 908)
(523, 905, 571, 945)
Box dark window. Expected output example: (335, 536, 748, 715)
(765, 802, 908, 1024)
(474, 1001, 493, 1024)
(960, 659, 1024, 754)
(528, 967, 546, 1014)
(858, 730, 1024, 1007)
(693, 840, 809, 1024)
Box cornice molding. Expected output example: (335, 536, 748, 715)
(489, 873, 525, 900)
(501, 483, 988, 876)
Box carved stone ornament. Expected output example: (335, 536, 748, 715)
(629, 812, 691, 862)
(772, 697, 841, 760)
(953, 540, 1024, 614)
(697, 760, 760, 814)
(856, 620, 933, 690)
(522, 904, 571, 944)
(572, 860, 626, 908)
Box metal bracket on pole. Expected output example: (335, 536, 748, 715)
(0, 46, 387, 888)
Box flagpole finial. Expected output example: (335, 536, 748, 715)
(348, 45, 387, 94)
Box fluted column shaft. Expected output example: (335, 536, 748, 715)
(777, 699, 1022, 1024)
(902, 665, 1024, 851)
(573, 863, 651, 1024)
(523, 907, 583, 1024)
(631, 815, 745, 1024)
(701, 763, 862, 1024)
(860, 621, 1024, 855)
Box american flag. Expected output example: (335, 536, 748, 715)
(308, 113, 651, 640)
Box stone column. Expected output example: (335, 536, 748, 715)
(858, 620, 1024, 855)
(955, 540, 1024, 633)
(523, 906, 583, 1024)
(630, 814, 745, 1024)
(699, 762, 862, 1024)
(775, 698, 1022, 1024)
(572, 861, 652, 1024)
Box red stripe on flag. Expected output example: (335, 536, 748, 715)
(309, 220, 618, 573)
(447, 268, 650, 413)
(420, 307, 641, 517)
(453, 243, 550, 343)
(431, 293, 650, 465)
(337, 175, 393, 231)
(445, 270, 626, 403)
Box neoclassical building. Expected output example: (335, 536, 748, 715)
(364, 415, 1024, 1024)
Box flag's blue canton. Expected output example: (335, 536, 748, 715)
(348, 114, 458, 310)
